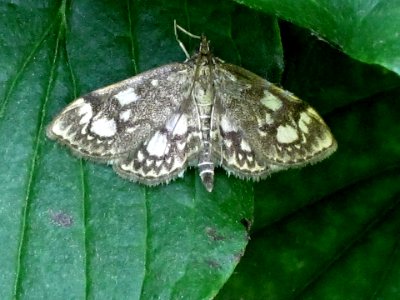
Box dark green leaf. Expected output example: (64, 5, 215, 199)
(0, 0, 274, 298)
(217, 22, 400, 300)
(1, 0, 399, 299)
(236, 0, 400, 75)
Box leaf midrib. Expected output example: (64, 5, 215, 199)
(13, 12, 64, 299)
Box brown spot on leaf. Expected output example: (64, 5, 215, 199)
(49, 210, 74, 227)
(206, 259, 222, 269)
(205, 227, 225, 241)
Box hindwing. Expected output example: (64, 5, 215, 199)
(113, 112, 201, 185)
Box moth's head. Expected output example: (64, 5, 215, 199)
(199, 34, 211, 55)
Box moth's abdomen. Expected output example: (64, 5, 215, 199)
(194, 77, 216, 191)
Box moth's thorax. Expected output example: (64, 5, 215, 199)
(193, 66, 214, 105)
(199, 35, 210, 55)
(189, 35, 216, 67)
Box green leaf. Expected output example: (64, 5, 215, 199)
(218, 169, 400, 299)
(0, 0, 273, 298)
(235, 0, 400, 75)
(217, 23, 400, 300)
(1, 0, 400, 299)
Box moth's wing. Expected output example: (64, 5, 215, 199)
(212, 113, 287, 179)
(214, 63, 337, 178)
(47, 63, 193, 161)
(113, 110, 201, 186)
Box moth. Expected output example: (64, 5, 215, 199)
(47, 22, 337, 192)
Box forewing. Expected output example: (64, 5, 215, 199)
(113, 111, 201, 186)
(215, 63, 337, 173)
(47, 63, 193, 161)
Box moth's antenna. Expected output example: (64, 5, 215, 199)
(174, 20, 201, 59)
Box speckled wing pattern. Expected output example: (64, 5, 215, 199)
(47, 63, 194, 160)
(47, 63, 203, 186)
(47, 32, 337, 192)
(212, 63, 337, 180)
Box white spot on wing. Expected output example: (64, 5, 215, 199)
(166, 114, 188, 135)
(137, 150, 144, 162)
(276, 125, 298, 144)
(317, 133, 333, 149)
(257, 129, 267, 137)
(177, 141, 186, 151)
(126, 126, 138, 133)
(151, 79, 159, 86)
(261, 92, 282, 111)
(91, 118, 117, 137)
(120, 109, 131, 122)
(301, 112, 311, 123)
(120, 162, 132, 171)
(51, 121, 67, 136)
(299, 112, 311, 133)
(224, 139, 233, 148)
(265, 113, 274, 125)
(240, 140, 252, 152)
(115, 87, 139, 106)
(146, 132, 168, 157)
(78, 102, 93, 125)
(220, 115, 237, 132)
